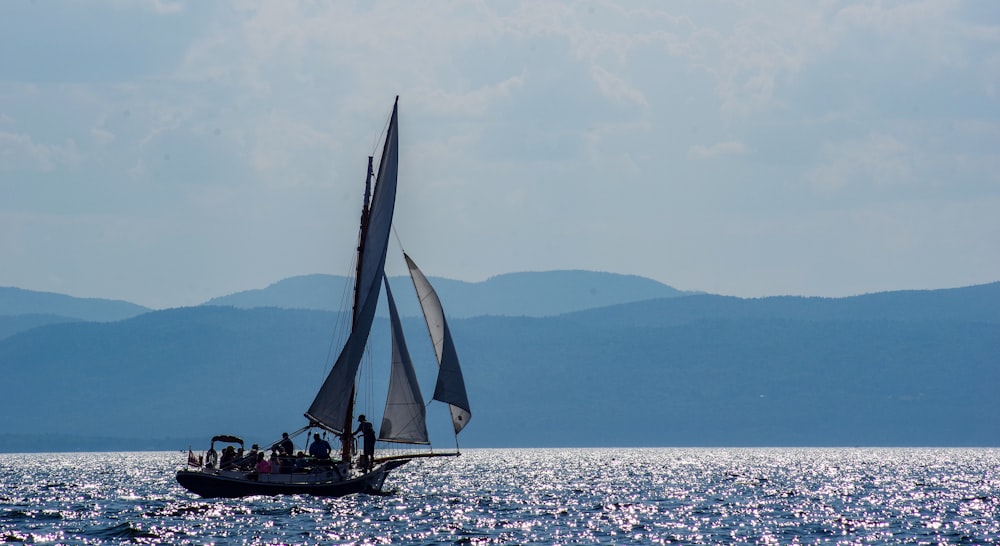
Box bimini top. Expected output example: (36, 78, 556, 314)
(210, 435, 244, 446)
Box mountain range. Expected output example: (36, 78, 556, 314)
(1, 273, 997, 452)
(203, 270, 693, 318)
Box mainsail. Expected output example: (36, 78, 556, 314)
(378, 276, 430, 444)
(405, 254, 472, 433)
(305, 98, 400, 433)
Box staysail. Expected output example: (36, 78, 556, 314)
(378, 276, 430, 444)
(305, 98, 400, 433)
(405, 253, 472, 433)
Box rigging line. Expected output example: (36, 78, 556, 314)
(318, 249, 358, 393)
(315, 187, 364, 375)
(386, 226, 410, 282)
(391, 225, 407, 261)
(360, 342, 375, 425)
(265, 424, 312, 454)
(370, 99, 397, 159)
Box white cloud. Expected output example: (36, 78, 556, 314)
(581, 118, 651, 173)
(590, 65, 648, 109)
(146, 0, 185, 15)
(91, 127, 116, 146)
(416, 76, 526, 118)
(99, 0, 186, 14)
(249, 113, 339, 189)
(834, 0, 956, 33)
(687, 140, 748, 160)
(807, 133, 912, 194)
(0, 132, 81, 171)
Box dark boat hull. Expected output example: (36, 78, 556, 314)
(176, 460, 409, 498)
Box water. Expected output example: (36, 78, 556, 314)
(1, 449, 998, 545)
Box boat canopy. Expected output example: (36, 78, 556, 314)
(210, 435, 244, 447)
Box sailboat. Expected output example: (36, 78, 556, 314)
(176, 97, 471, 498)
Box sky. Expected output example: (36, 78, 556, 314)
(1, 0, 998, 309)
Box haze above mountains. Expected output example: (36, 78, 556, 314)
(2, 272, 997, 452)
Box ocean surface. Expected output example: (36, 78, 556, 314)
(1, 448, 998, 545)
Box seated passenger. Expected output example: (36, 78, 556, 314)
(219, 446, 237, 469)
(293, 452, 307, 472)
(308, 433, 332, 459)
(255, 452, 271, 474)
(239, 444, 259, 470)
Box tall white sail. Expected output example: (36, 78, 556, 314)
(378, 277, 430, 444)
(405, 254, 472, 434)
(305, 98, 400, 433)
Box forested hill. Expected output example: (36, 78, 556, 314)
(1, 281, 996, 451)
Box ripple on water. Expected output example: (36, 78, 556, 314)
(0, 449, 998, 544)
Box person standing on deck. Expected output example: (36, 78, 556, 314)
(353, 414, 376, 471)
(278, 432, 294, 456)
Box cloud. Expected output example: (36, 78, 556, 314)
(590, 65, 648, 109)
(248, 113, 339, 189)
(417, 76, 526, 118)
(101, 0, 186, 14)
(91, 127, 116, 146)
(0, 132, 81, 172)
(833, 0, 955, 33)
(806, 133, 912, 194)
(687, 140, 748, 160)
(145, 0, 185, 14)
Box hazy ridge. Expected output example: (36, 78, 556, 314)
(204, 270, 692, 318)
(1, 274, 997, 451)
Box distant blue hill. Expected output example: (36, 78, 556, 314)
(1, 281, 996, 450)
(0, 271, 686, 340)
(0, 313, 82, 340)
(203, 271, 692, 318)
(0, 287, 151, 341)
(0, 287, 149, 321)
(565, 281, 1000, 325)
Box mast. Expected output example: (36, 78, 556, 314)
(341, 155, 376, 463)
